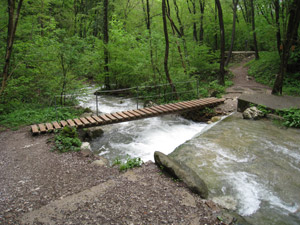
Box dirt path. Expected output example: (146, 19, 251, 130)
(217, 57, 272, 113)
(0, 127, 225, 225)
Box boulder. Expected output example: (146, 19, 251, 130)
(80, 142, 93, 157)
(211, 116, 221, 123)
(80, 127, 104, 141)
(154, 151, 208, 199)
(242, 106, 265, 120)
(91, 157, 109, 167)
(144, 100, 157, 108)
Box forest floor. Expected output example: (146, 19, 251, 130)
(0, 58, 263, 225)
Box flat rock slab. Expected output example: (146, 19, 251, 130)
(238, 93, 300, 112)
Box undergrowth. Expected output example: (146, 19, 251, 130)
(113, 155, 143, 171)
(247, 51, 300, 96)
(52, 127, 82, 153)
(0, 103, 84, 129)
(276, 108, 300, 128)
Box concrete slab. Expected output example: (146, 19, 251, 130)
(238, 93, 300, 112)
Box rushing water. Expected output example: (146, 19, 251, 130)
(80, 88, 300, 225)
(171, 114, 300, 225)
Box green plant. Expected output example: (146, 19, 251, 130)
(118, 155, 143, 171)
(53, 127, 82, 153)
(277, 108, 300, 128)
(249, 104, 271, 115)
(112, 157, 121, 166)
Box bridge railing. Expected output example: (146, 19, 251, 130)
(94, 79, 200, 115)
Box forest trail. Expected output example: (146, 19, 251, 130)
(217, 57, 272, 113)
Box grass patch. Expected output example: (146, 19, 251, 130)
(0, 103, 84, 129)
(113, 155, 143, 171)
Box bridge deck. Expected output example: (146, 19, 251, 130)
(30, 97, 225, 135)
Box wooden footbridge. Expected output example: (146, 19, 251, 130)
(31, 97, 225, 135)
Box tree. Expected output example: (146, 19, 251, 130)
(199, 0, 205, 43)
(250, 0, 259, 59)
(272, 0, 300, 95)
(103, 0, 110, 89)
(215, 0, 225, 85)
(162, 0, 178, 99)
(225, 0, 239, 66)
(1, 0, 23, 97)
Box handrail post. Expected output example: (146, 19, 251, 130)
(197, 78, 199, 98)
(96, 94, 99, 116)
(55, 96, 58, 121)
(136, 86, 139, 109)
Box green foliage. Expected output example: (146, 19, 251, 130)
(247, 52, 280, 86)
(249, 104, 271, 115)
(53, 127, 82, 153)
(276, 108, 300, 128)
(118, 155, 143, 171)
(0, 103, 84, 129)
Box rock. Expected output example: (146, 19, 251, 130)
(212, 196, 237, 211)
(80, 127, 104, 141)
(211, 116, 221, 123)
(81, 112, 93, 118)
(154, 151, 208, 199)
(207, 121, 213, 124)
(242, 106, 265, 120)
(144, 100, 157, 108)
(80, 142, 93, 157)
(91, 157, 109, 167)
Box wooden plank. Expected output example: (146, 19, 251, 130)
(105, 113, 118, 121)
(122, 111, 137, 119)
(86, 116, 97, 124)
(148, 106, 164, 114)
(74, 118, 83, 127)
(31, 125, 39, 134)
(164, 103, 182, 111)
(45, 123, 54, 132)
(80, 117, 90, 126)
(144, 107, 159, 115)
(157, 104, 176, 112)
(98, 114, 111, 123)
(67, 119, 76, 127)
(60, 120, 68, 127)
(133, 109, 147, 117)
(139, 108, 154, 116)
(116, 112, 129, 119)
(152, 105, 168, 113)
(111, 113, 124, 121)
(92, 115, 104, 124)
(38, 124, 46, 133)
(52, 121, 61, 129)
(157, 105, 173, 112)
(127, 110, 142, 118)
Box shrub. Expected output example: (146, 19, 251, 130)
(53, 127, 82, 153)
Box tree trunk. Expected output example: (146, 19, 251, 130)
(215, 0, 225, 86)
(199, 0, 205, 43)
(214, 2, 218, 50)
(272, 0, 300, 95)
(162, 0, 178, 99)
(225, 0, 238, 66)
(274, 0, 281, 55)
(103, 0, 110, 89)
(250, 0, 259, 59)
(1, 0, 23, 97)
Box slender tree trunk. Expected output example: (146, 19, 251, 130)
(214, 2, 218, 50)
(215, 0, 225, 85)
(199, 0, 205, 43)
(250, 0, 259, 59)
(103, 0, 110, 89)
(274, 0, 281, 56)
(162, 0, 178, 99)
(225, 0, 238, 66)
(272, 0, 300, 95)
(1, 0, 23, 97)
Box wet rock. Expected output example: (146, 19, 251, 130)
(144, 100, 157, 108)
(212, 196, 237, 211)
(211, 116, 221, 123)
(243, 107, 264, 120)
(91, 157, 109, 167)
(154, 151, 208, 199)
(80, 127, 104, 141)
(80, 142, 93, 157)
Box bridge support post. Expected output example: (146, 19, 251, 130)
(136, 86, 139, 109)
(197, 79, 199, 98)
(55, 97, 58, 121)
(96, 95, 99, 116)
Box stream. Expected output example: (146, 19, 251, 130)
(80, 87, 300, 225)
